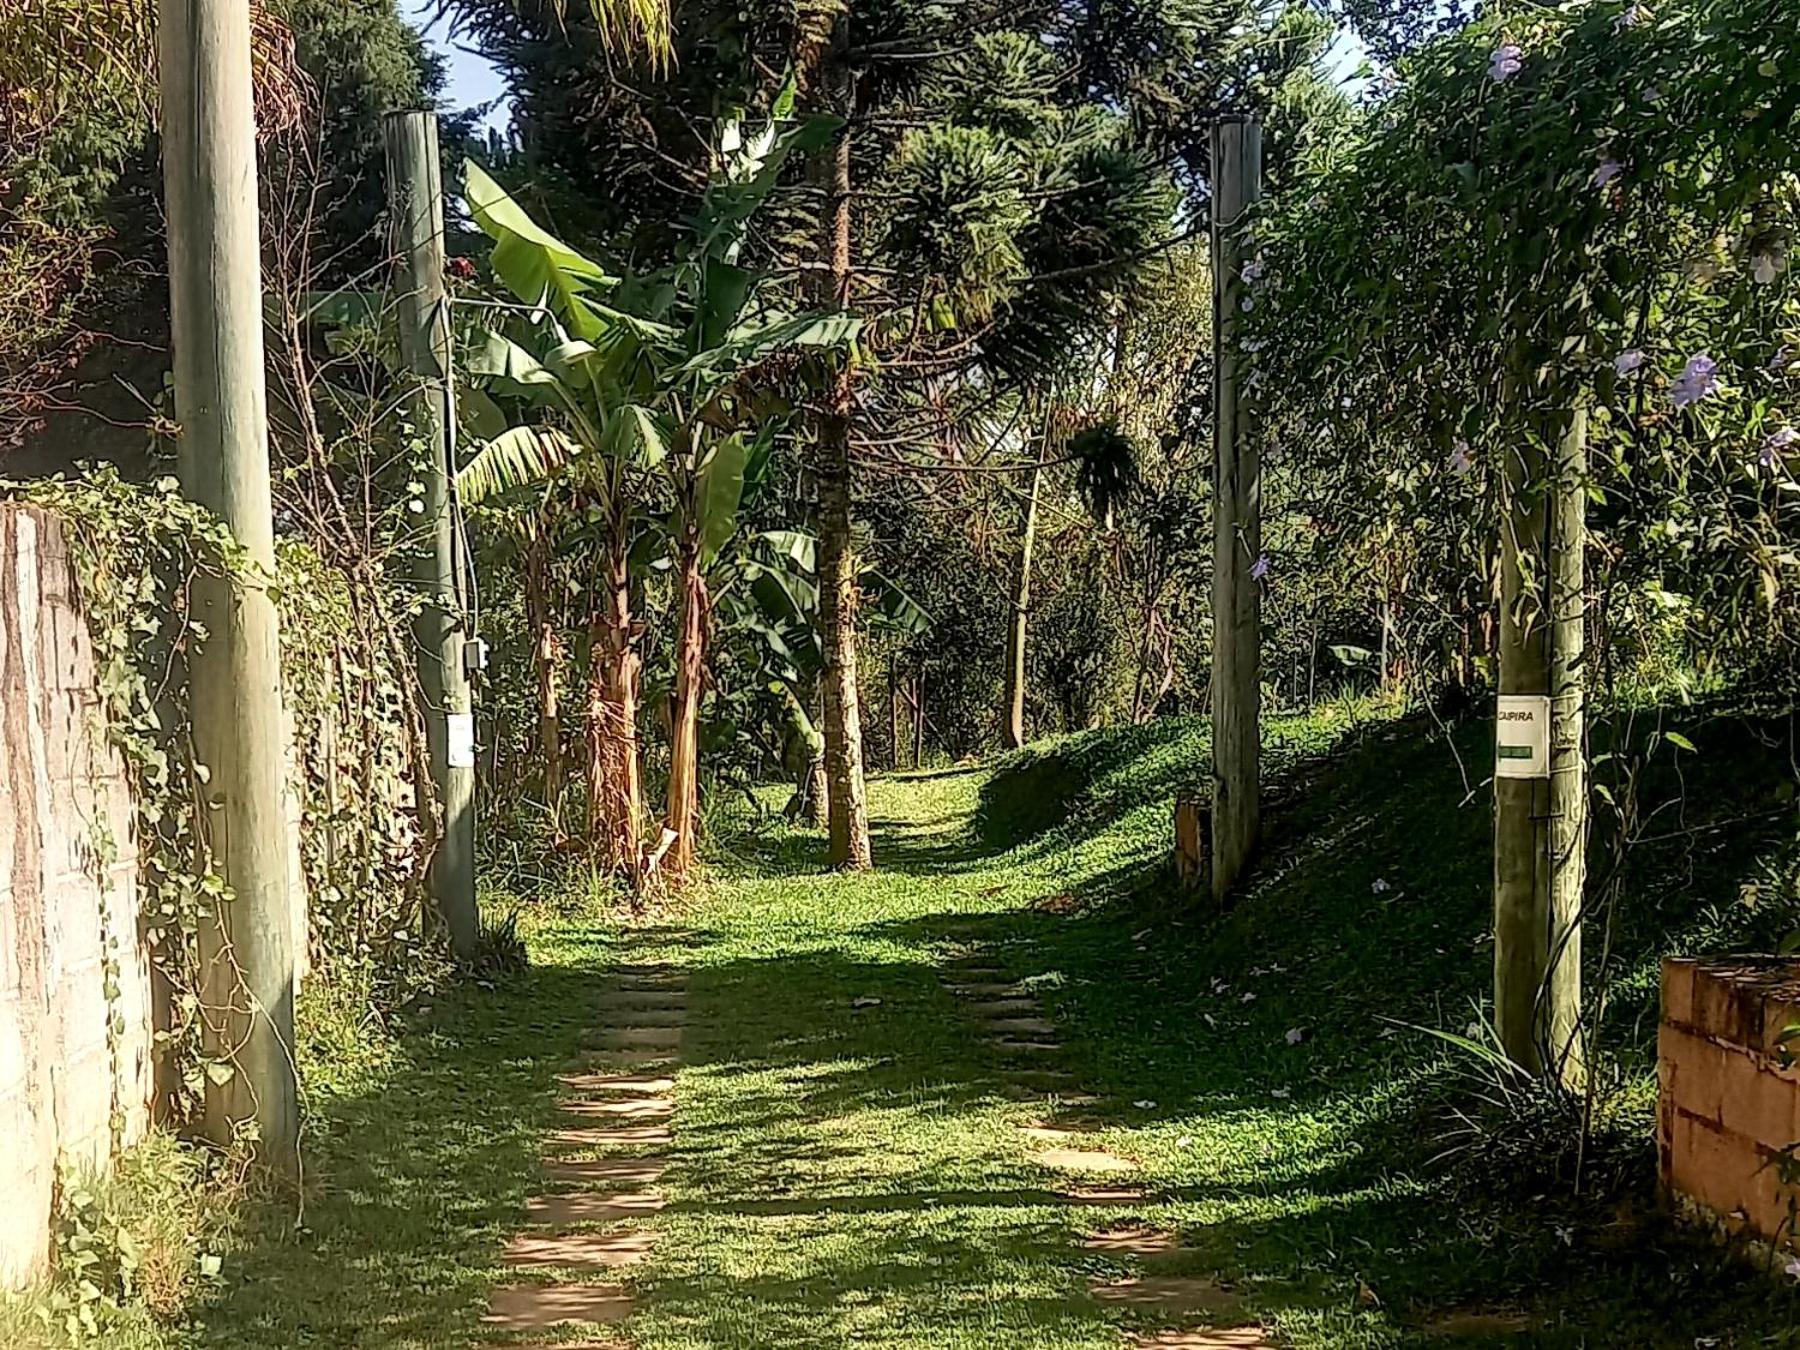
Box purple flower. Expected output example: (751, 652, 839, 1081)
(1614, 349, 1646, 376)
(1752, 245, 1788, 286)
(1591, 155, 1623, 190)
(1762, 427, 1799, 472)
(1489, 43, 1524, 82)
(1448, 440, 1472, 476)
(1769, 345, 1793, 372)
(1671, 353, 1719, 410)
(1250, 553, 1271, 582)
(1242, 256, 1268, 285)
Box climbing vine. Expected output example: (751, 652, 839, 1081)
(2, 466, 441, 1126)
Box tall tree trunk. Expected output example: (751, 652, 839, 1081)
(524, 527, 564, 839)
(1494, 371, 1586, 1085)
(664, 528, 707, 881)
(587, 511, 641, 876)
(1002, 438, 1045, 750)
(812, 13, 872, 869)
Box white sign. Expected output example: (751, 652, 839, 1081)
(1495, 694, 1550, 779)
(447, 713, 477, 769)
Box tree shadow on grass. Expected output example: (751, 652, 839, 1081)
(859, 708, 1800, 1345)
(187, 922, 692, 1350)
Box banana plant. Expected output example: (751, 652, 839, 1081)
(458, 88, 859, 884)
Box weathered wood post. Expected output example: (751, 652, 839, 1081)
(1493, 384, 1587, 1084)
(1209, 115, 1263, 905)
(158, 0, 298, 1172)
(385, 110, 480, 960)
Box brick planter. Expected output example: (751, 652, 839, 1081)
(1659, 957, 1800, 1253)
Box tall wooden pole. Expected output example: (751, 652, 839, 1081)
(1209, 116, 1263, 904)
(812, 13, 873, 870)
(1494, 384, 1586, 1083)
(1002, 430, 1045, 751)
(158, 0, 298, 1173)
(385, 111, 480, 958)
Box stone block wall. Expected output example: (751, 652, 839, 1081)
(0, 505, 152, 1288)
(1659, 956, 1800, 1251)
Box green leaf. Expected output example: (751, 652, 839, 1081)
(463, 160, 612, 314)
(1664, 731, 1698, 753)
(459, 426, 585, 502)
(695, 433, 748, 566)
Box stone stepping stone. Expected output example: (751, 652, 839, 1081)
(504, 1229, 657, 1271)
(950, 982, 1025, 998)
(1037, 1146, 1137, 1174)
(525, 1190, 666, 1225)
(596, 1007, 688, 1028)
(559, 1097, 673, 1120)
(1059, 1183, 1153, 1206)
(987, 1016, 1058, 1036)
(557, 1071, 675, 1095)
(1082, 1225, 1181, 1256)
(483, 1282, 631, 1328)
(991, 1036, 1062, 1053)
(596, 990, 688, 1008)
(588, 1026, 682, 1050)
(969, 997, 1039, 1016)
(550, 1122, 673, 1148)
(574, 1047, 677, 1068)
(543, 1157, 667, 1188)
(1090, 1275, 1241, 1315)
(1131, 1332, 1272, 1349)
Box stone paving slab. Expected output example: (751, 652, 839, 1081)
(504, 1229, 657, 1271)
(968, 997, 1040, 1016)
(557, 1071, 676, 1095)
(1038, 1146, 1138, 1173)
(559, 1097, 674, 1120)
(542, 1156, 668, 1188)
(549, 1122, 673, 1148)
(1130, 1331, 1272, 1349)
(986, 1022, 1051, 1044)
(948, 982, 1022, 998)
(482, 1282, 632, 1328)
(991, 1036, 1063, 1053)
(594, 1007, 688, 1027)
(1081, 1224, 1181, 1255)
(572, 1047, 678, 1068)
(525, 1191, 667, 1226)
(1059, 1183, 1154, 1206)
(1091, 1275, 1241, 1315)
(587, 1026, 683, 1050)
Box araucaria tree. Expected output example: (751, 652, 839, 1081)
(449, 0, 1312, 869)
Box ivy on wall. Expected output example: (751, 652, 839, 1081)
(3, 466, 442, 1121)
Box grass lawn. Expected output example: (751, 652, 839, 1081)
(56, 702, 1797, 1348)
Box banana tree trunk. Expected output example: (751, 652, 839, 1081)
(586, 514, 641, 876)
(524, 529, 564, 839)
(665, 528, 707, 881)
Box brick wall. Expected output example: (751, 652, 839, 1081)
(1659, 956, 1800, 1250)
(0, 506, 152, 1288)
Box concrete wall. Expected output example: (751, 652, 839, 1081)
(0, 505, 152, 1288)
(1660, 956, 1800, 1252)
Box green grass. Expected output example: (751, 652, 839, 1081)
(23, 700, 1798, 1348)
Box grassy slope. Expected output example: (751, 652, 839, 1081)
(54, 703, 1794, 1348)
(637, 703, 1800, 1348)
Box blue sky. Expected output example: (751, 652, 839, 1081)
(410, 1, 512, 126)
